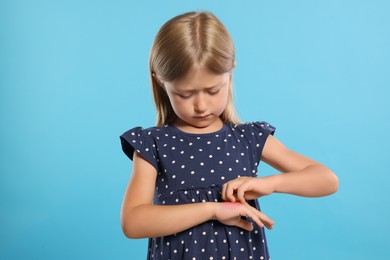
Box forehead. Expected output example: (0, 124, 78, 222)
(167, 67, 229, 90)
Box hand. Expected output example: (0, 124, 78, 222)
(222, 176, 276, 203)
(212, 202, 274, 231)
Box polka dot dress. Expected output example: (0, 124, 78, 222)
(120, 121, 275, 260)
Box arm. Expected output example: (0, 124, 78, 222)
(121, 151, 274, 239)
(222, 135, 339, 202)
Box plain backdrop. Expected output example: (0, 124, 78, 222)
(1, 0, 389, 259)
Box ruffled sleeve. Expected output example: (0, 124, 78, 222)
(250, 121, 276, 161)
(120, 127, 159, 172)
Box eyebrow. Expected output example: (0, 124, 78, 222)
(176, 79, 227, 93)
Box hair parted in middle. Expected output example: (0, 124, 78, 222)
(149, 11, 240, 126)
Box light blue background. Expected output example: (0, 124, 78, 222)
(1, 0, 389, 259)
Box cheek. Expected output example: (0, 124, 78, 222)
(169, 97, 189, 114)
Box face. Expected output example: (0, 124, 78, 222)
(162, 67, 231, 134)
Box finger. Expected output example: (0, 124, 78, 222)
(223, 182, 237, 202)
(221, 182, 228, 201)
(236, 181, 252, 203)
(235, 218, 254, 231)
(244, 202, 274, 230)
(240, 207, 265, 229)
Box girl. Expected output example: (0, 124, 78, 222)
(120, 11, 338, 260)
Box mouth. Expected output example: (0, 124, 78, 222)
(194, 114, 211, 119)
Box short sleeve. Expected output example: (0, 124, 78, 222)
(250, 121, 276, 160)
(120, 127, 159, 171)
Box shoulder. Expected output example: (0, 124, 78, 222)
(121, 125, 170, 142)
(231, 121, 276, 136)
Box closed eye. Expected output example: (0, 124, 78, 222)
(177, 93, 192, 99)
(208, 89, 220, 95)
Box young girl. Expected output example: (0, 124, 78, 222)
(120, 11, 338, 260)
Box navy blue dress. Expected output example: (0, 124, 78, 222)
(120, 121, 275, 260)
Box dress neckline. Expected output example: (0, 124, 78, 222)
(166, 123, 228, 137)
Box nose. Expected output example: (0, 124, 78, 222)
(193, 93, 207, 114)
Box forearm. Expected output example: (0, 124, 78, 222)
(121, 202, 214, 239)
(272, 164, 338, 197)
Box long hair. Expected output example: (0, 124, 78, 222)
(149, 11, 240, 126)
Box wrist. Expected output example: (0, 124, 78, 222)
(207, 202, 218, 220)
(268, 174, 282, 193)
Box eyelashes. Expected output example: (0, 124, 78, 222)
(177, 89, 221, 99)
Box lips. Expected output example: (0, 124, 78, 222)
(194, 114, 211, 119)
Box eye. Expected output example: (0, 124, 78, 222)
(208, 89, 220, 95)
(177, 93, 192, 99)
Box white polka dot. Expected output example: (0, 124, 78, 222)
(209, 155, 213, 158)
(172, 175, 176, 178)
(201, 178, 205, 181)
(181, 181, 185, 184)
(172, 160, 176, 164)
(200, 162, 204, 166)
(219, 161, 223, 164)
(240, 248, 244, 252)
(210, 169, 215, 173)
(181, 165, 185, 169)
(207, 141, 211, 144)
(221, 176, 225, 180)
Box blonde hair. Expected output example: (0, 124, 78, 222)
(149, 11, 240, 126)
